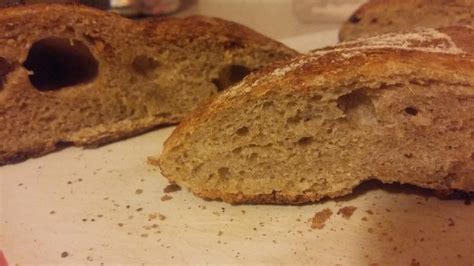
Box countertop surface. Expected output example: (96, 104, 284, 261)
(176, 0, 365, 39)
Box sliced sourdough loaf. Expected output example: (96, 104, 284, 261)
(159, 26, 474, 204)
(0, 4, 297, 164)
(339, 0, 474, 41)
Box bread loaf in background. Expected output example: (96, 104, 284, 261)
(159, 26, 474, 204)
(339, 0, 474, 41)
(0, 4, 297, 164)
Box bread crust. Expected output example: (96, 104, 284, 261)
(0, 4, 297, 164)
(159, 26, 474, 204)
(339, 0, 474, 41)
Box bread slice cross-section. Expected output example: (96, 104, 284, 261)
(159, 26, 474, 204)
(0, 4, 297, 164)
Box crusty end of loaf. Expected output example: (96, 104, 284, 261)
(339, 0, 474, 41)
(159, 27, 474, 204)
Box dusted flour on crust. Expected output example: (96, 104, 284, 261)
(218, 27, 466, 103)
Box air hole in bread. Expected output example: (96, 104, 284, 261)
(0, 57, 12, 91)
(236, 126, 249, 136)
(404, 106, 418, 116)
(23, 37, 98, 91)
(337, 90, 377, 126)
(218, 167, 231, 179)
(349, 15, 361, 24)
(249, 153, 258, 161)
(287, 116, 301, 124)
(262, 101, 273, 109)
(132, 55, 159, 76)
(297, 136, 313, 146)
(232, 147, 242, 154)
(311, 95, 322, 101)
(212, 64, 251, 91)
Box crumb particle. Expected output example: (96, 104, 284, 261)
(61, 251, 69, 258)
(147, 156, 160, 166)
(164, 184, 181, 193)
(161, 195, 173, 201)
(337, 206, 357, 219)
(135, 189, 144, 195)
(310, 208, 333, 229)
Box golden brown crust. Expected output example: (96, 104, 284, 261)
(162, 26, 474, 156)
(194, 188, 350, 205)
(0, 4, 297, 165)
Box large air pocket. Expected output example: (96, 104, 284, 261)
(23, 38, 99, 91)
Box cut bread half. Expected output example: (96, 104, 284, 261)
(0, 4, 297, 164)
(159, 26, 474, 204)
(339, 0, 474, 41)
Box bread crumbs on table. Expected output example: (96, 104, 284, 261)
(61, 251, 69, 258)
(366, 210, 374, 215)
(361, 217, 368, 221)
(147, 156, 160, 166)
(161, 195, 173, 201)
(164, 183, 181, 193)
(310, 208, 333, 229)
(337, 206, 357, 219)
(158, 214, 166, 221)
(135, 189, 143, 195)
(49, 211, 55, 215)
(218, 231, 223, 236)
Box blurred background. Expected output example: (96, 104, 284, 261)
(0, 0, 366, 39)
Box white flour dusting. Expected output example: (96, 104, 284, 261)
(217, 28, 465, 102)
